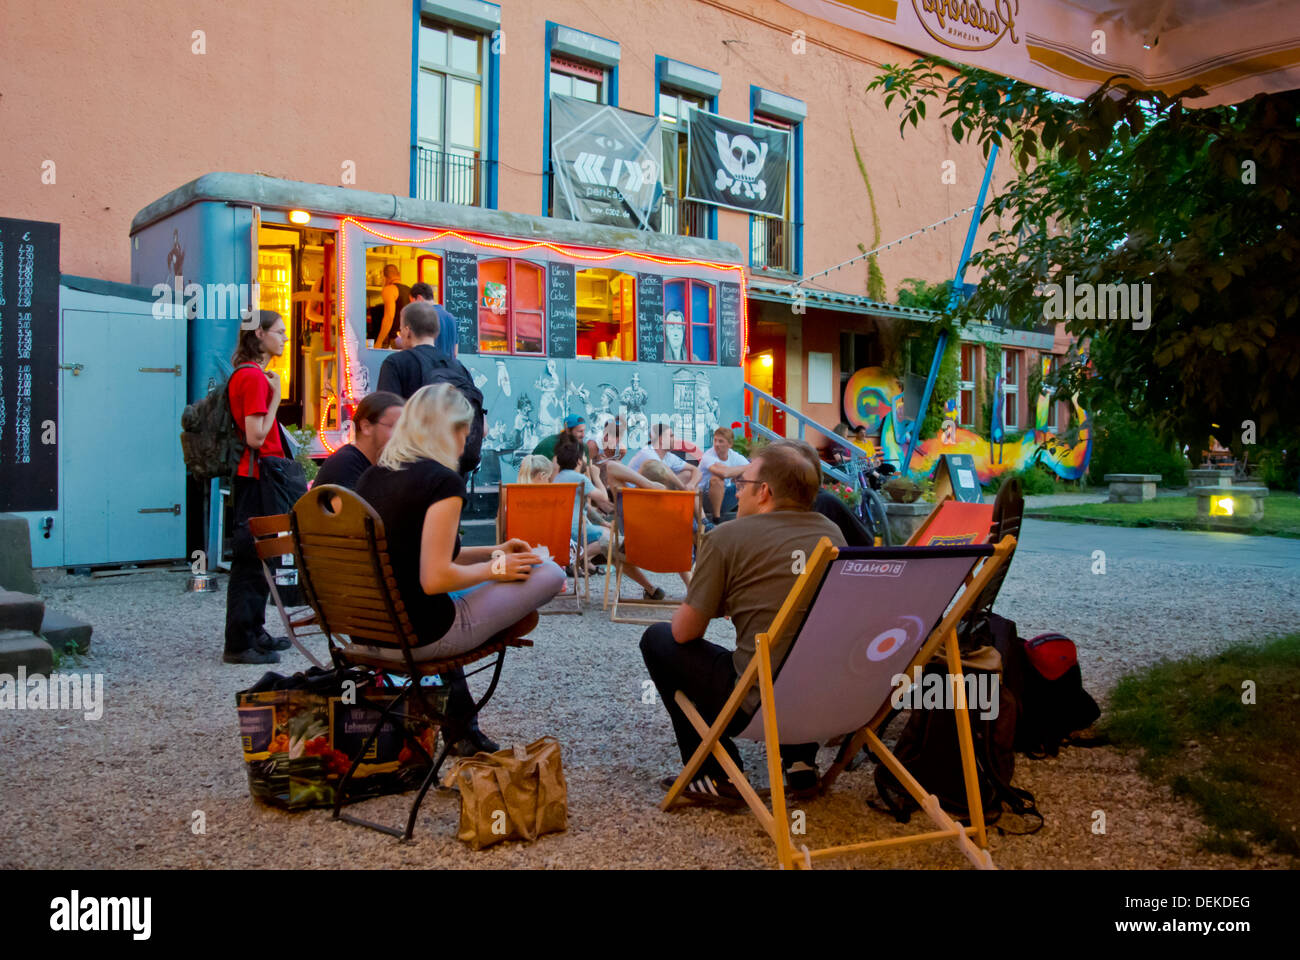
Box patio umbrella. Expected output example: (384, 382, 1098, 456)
(778, 0, 1300, 106)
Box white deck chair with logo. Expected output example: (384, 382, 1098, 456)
(659, 536, 1015, 870)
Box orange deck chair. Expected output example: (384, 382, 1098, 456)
(498, 482, 585, 614)
(906, 498, 996, 547)
(606, 488, 699, 624)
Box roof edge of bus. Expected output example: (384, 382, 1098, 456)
(129, 172, 745, 265)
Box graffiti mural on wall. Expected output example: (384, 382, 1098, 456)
(843, 366, 1091, 482)
(453, 357, 739, 485)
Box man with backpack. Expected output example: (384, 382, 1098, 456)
(376, 301, 485, 481)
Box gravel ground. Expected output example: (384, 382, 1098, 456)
(3, 524, 1297, 870)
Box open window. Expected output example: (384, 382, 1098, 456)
(664, 278, 715, 364)
(576, 268, 635, 359)
(478, 257, 545, 354)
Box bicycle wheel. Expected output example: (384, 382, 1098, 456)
(861, 487, 892, 546)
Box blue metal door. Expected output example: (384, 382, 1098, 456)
(61, 309, 187, 565)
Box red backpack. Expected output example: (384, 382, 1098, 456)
(1017, 633, 1101, 756)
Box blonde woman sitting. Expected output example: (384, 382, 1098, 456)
(355, 382, 564, 660)
(516, 454, 556, 485)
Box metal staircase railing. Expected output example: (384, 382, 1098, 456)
(743, 383, 867, 486)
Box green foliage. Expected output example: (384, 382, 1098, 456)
(894, 278, 959, 438)
(1088, 406, 1189, 487)
(850, 124, 888, 303)
(288, 426, 320, 482)
(1104, 634, 1300, 858)
(866, 61, 1300, 455)
(1256, 432, 1300, 491)
(987, 462, 1056, 496)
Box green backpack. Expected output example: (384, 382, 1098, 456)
(180, 363, 260, 480)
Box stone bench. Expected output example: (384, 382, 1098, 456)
(1187, 468, 1233, 489)
(1192, 485, 1269, 526)
(1103, 473, 1162, 503)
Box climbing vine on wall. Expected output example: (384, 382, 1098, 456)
(850, 124, 888, 303)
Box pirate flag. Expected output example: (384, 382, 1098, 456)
(686, 108, 789, 218)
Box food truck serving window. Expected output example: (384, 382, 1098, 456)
(664, 278, 715, 364)
(478, 258, 545, 354)
(576, 268, 636, 360)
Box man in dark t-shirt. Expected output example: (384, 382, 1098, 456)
(313, 392, 403, 490)
(377, 302, 485, 479)
(368, 265, 410, 349)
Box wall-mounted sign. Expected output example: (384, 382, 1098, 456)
(636, 273, 664, 363)
(547, 262, 577, 359)
(443, 250, 478, 355)
(0, 217, 59, 511)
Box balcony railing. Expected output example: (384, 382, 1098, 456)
(415, 146, 489, 206)
(660, 196, 710, 237)
(751, 215, 795, 273)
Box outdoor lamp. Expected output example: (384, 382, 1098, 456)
(288, 209, 311, 225)
(1211, 496, 1235, 517)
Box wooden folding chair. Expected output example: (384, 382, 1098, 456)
(606, 488, 699, 624)
(248, 513, 325, 668)
(661, 536, 1015, 870)
(292, 484, 536, 841)
(497, 482, 585, 614)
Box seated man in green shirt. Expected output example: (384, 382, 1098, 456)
(640, 443, 847, 806)
(533, 414, 589, 463)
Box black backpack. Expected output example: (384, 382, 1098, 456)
(1014, 633, 1103, 757)
(180, 362, 261, 480)
(410, 347, 486, 477)
(872, 659, 1042, 833)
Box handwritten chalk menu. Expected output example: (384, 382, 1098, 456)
(636, 273, 664, 363)
(718, 281, 742, 367)
(443, 250, 478, 355)
(0, 218, 59, 511)
(547, 262, 576, 359)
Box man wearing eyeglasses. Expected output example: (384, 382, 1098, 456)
(640, 443, 846, 806)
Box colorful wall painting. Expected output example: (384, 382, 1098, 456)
(843, 366, 1091, 483)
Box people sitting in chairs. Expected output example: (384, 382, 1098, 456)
(697, 426, 749, 525)
(628, 424, 701, 491)
(313, 391, 405, 490)
(554, 438, 612, 574)
(516, 454, 556, 485)
(355, 383, 565, 754)
(639, 444, 847, 806)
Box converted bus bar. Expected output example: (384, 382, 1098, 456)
(129, 173, 747, 555)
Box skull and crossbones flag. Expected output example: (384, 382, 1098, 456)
(686, 108, 789, 218)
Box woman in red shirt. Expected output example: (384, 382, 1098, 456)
(224, 311, 292, 664)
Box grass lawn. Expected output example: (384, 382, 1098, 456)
(1027, 491, 1300, 537)
(1104, 634, 1300, 860)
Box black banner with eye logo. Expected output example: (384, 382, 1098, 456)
(550, 95, 663, 231)
(686, 109, 789, 218)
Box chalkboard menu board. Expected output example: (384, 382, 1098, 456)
(718, 281, 742, 367)
(636, 273, 664, 363)
(0, 218, 59, 511)
(547, 262, 576, 359)
(443, 250, 478, 355)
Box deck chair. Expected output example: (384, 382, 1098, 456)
(248, 513, 326, 668)
(497, 482, 585, 614)
(661, 536, 1015, 869)
(291, 484, 536, 841)
(906, 497, 996, 547)
(606, 488, 699, 624)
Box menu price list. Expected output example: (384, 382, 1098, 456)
(0, 217, 59, 511)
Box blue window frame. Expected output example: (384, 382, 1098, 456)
(748, 86, 804, 276)
(409, 1, 500, 208)
(655, 57, 720, 240)
(664, 278, 715, 364)
(543, 22, 620, 215)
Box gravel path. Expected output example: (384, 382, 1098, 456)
(3, 521, 1297, 870)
